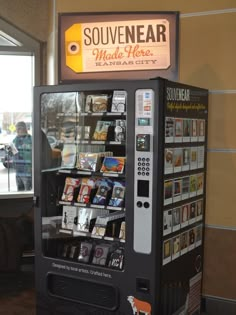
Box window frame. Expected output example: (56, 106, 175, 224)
(0, 17, 41, 199)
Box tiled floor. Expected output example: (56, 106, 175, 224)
(0, 271, 35, 315)
(0, 289, 36, 315)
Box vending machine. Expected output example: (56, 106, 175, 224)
(33, 77, 208, 315)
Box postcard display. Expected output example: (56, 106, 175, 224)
(33, 78, 208, 315)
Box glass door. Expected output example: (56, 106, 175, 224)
(40, 88, 127, 271)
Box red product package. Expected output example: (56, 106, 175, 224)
(61, 177, 80, 202)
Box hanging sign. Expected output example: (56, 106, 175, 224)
(65, 20, 170, 73)
(59, 12, 179, 83)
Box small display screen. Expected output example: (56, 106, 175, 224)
(137, 180, 149, 197)
(136, 134, 150, 151)
(138, 118, 151, 126)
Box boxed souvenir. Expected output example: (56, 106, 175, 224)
(61, 177, 80, 202)
(61, 206, 77, 230)
(165, 117, 174, 140)
(100, 157, 126, 174)
(92, 243, 111, 266)
(92, 178, 113, 206)
(108, 247, 124, 270)
(108, 181, 125, 207)
(114, 120, 126, 142)
(85, 94, 108, 113)
(111, 90, 126, 112)
(175, 118, 183, 140)
(92, 121, 112, 141)
(77, 241, 93, 263)
(163, 210, 172, 236)
(77, 177, 96, 204)
(164, 148, 174, 174)
(164, 180, 173, 205)
(77, 153, 101, 172)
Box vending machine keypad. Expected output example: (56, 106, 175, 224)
(136, 157, 151, 176)
(134, 89, 154, 254)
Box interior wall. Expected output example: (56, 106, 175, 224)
(0, 0, 50, 86)
(179, 9, 236, 303)
(51, 0, 236, 304)
(0, 198, 33, 218)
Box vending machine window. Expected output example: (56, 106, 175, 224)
(38, 89, 127, 270)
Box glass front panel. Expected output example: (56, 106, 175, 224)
(41, 89, 127, 271)
(0, 55, 33, 193)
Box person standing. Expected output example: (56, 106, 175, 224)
(12, 121, 32, 191)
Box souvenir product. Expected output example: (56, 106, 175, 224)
(114, 120, 126, 142)
(61, 177, 80, 202)
(77, 177, 96, 204)
(61, 206, 78, 230)
(92, 121, 111, 141)
(85, 94, 108, 113)
(77, 153, 101, 172)
(111, 90, 126, 112)
(108, 247, 124, 270)
(100, 157, 126, 174)
(108, 181, 125, 207)
(92, 244, 110, 266)
(78, 241, 93, 263)
(92, 178, 113, 205)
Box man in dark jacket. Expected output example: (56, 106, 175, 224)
(12, 121, 32, 191)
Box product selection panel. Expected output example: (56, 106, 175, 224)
(134, 89, 154, 254)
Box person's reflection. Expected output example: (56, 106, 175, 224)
(41, 130, 62, 169)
